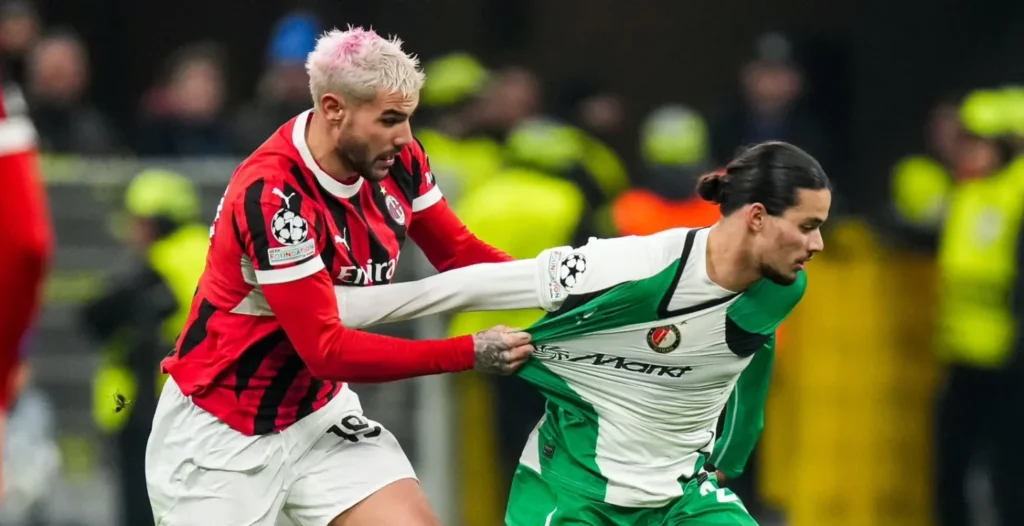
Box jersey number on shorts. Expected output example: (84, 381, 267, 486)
(700, 480, 744, 508)
(326, 415, 382, 443)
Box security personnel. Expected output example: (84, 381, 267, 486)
(612, 105, 720, 236)
(80, 169, 209, 526)
(934, 91, 1024, 526)
(502, 117, 622, 242)
(417, 52, 503, 197)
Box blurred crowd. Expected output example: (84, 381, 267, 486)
(5, 1, 1024, 526)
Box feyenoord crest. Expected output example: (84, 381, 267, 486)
(385, 194, 406, 225)
(646, 325, 681, 354)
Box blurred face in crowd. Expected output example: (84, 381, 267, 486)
(265, 61, 311, 105)
(0, 8, 39, 55)
(171, 58, 225, 122)
(126, 215, 157, 252)
(742, 61, 803, 117)
(955, 135, 1001, 181)
(476, 68, 540, 132)
(927, 103, 963, 165)
(320, 90, 417, 182)
(752, 188, 830, 285)
(579, 94, 625, 136)
(28, 36, 88, 105)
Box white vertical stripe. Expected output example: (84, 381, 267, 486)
(412, 185, 443, 212)
(0, 117, 36, 156)
(254, 256, 324, 285)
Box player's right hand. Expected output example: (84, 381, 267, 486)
(472, 325, 534, 375)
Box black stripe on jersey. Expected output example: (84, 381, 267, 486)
(178, 299, 217, 359)
(232, 215, 244, 253)
(243, 180, 272, 269)
(390, 151, 420, 204)
(281, 181, 303, 213)
(233, 329, 287, 399)
(295, 377, 324, 421)
(253, 351, 304, 434)
(369, 181, 408, 247)
(657, 228, 739, 319)
(289, 163, 317, 200)
(320, 193, 356, 269)
(724, 316, 773, 357)
(350, 194, 394, 278)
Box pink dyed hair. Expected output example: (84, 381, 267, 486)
(306, 25, 425, 108)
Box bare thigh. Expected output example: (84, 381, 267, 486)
(328, 478, 440, 526)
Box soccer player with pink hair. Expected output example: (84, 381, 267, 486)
(145, 27, 529, 525)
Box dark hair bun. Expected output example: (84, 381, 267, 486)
(696, 172, 727, 203)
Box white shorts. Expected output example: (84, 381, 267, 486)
(145, 378, 416, 526)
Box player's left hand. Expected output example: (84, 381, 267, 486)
(714, 471, 727, 486)
(472, 325, 534, 375)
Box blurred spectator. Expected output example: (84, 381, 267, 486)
(611, 104, 718, 236)
(709, 33, 835, 178)
(559, 77, 627, 144)
(934, 90, 1024, 526)
(553, 78, 632, 215)
(888, 98, 963, 249)
(472, 66, 542, 143)
(0, 0, 40, 87)
(136, 42, 234, 156)
(416, 52, 501, 197)
(232, 11, 319, 152)
(80, 170, 210, 526)
(25, 30, 119, 155)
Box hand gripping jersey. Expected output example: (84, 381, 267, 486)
(330, 226, 805, 509)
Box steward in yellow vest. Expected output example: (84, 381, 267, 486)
(933, 91, 1024, 526)
(79, 169, 209, 526)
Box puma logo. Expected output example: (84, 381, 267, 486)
(271, 188, 296, 209)
(334, 228, 350, 251)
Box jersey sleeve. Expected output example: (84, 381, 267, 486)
(408, 138, 444, 215)
(405, 138, 512, 270)
(333, 234, 676, 329)
(335, 258, 549, 329)
(708, 338, 775, 479)
(235, 178, 324, 286)
(535, 231, 684, 310)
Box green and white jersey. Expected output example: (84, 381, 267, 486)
(519, 227, 805, 508)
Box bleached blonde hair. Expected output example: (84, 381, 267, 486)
(306, 26, 425, 109)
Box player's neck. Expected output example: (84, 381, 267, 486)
(306, 111, 360, 183)
(706, 223, 761, 292)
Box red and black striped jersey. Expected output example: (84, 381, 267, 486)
(162, 110, 510, 435)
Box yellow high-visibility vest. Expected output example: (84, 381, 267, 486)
(92, 225, 209, 432)
(937, 164, 1024, 368)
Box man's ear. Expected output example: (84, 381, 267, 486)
(745, 203, 766, 232)
(320, 93, 346, 123)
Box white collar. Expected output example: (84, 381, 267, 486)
(292, 109, 363, 199)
